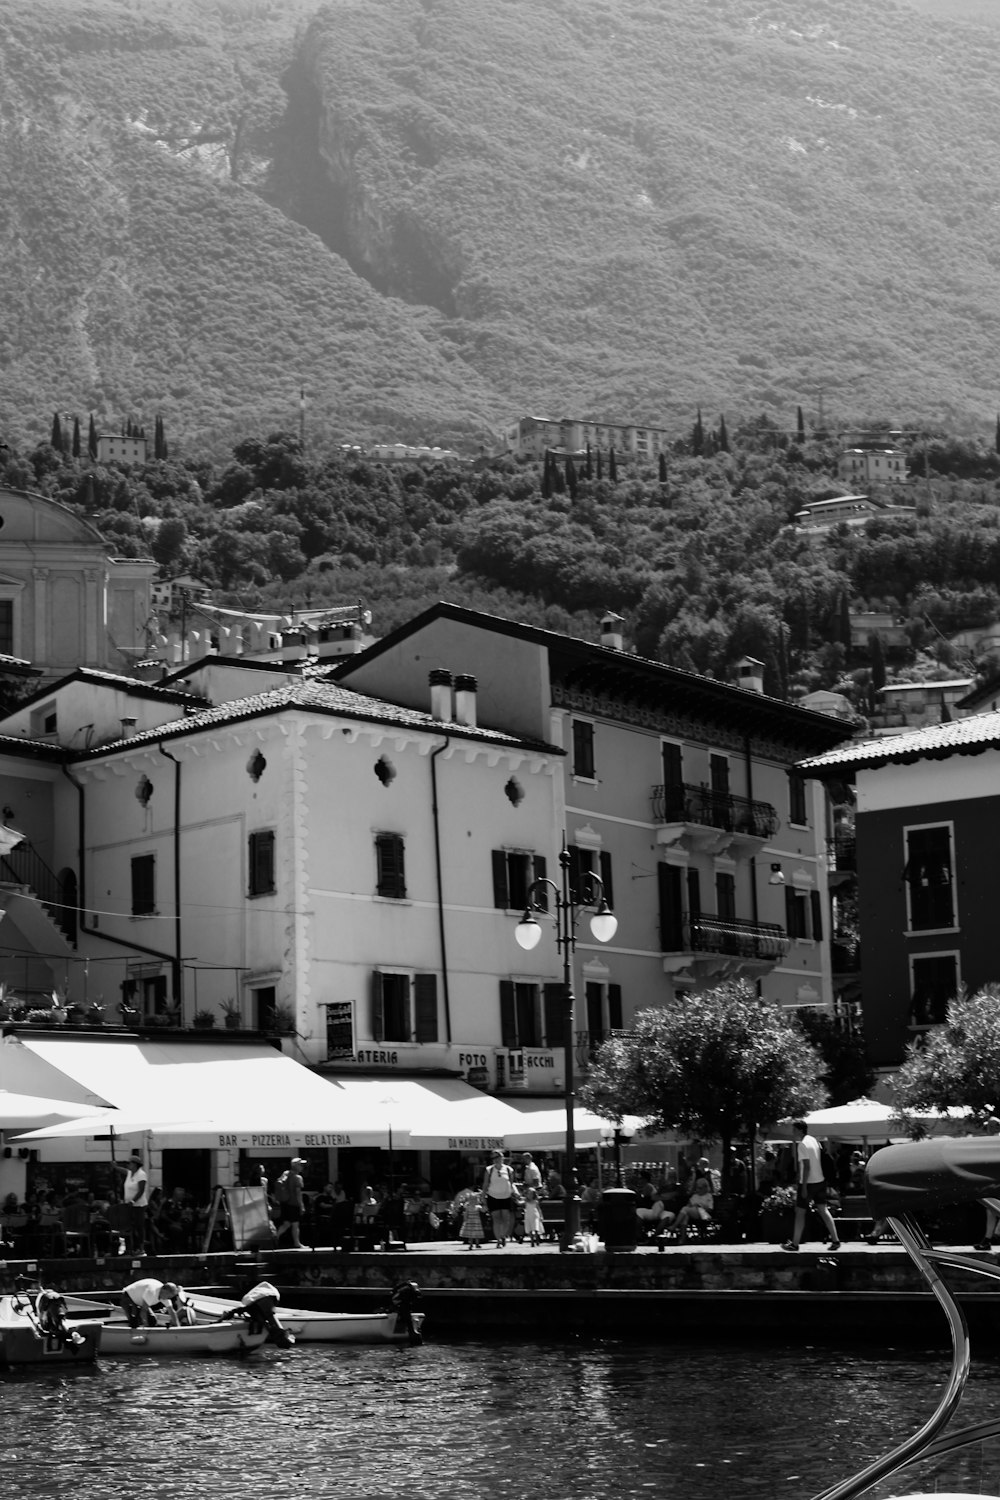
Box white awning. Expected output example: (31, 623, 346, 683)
(7, 1036, 394, 1148)
(498, 1098, 647, 1150)
(0, 1091, 109, 1130)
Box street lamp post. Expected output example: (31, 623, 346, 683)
(514, 844, 617, 1248)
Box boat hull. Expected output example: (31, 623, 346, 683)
(0, 1296, 101, 1365)
(96, 1321, 269, 1357)
(187, 1293, 425, 1344)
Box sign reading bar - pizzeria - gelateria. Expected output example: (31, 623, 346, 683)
(215, 1132, 355, 1148)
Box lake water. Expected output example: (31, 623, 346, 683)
(5, 1338, 1000, 1500)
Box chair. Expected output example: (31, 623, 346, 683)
(61, 1203, 92, 1257)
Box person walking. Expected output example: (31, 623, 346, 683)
(482, 1150, 516, 1247)
(782, 1120, 841, 1252)
(274, 1157, 309, 1249)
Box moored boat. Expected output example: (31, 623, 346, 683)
(185, 1291, 425, 1345)
(64, 1296, 270, 1356)
(0, 1292, 101, 1366)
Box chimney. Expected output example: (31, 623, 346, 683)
(600, 611, 625, 651)
(736, 657, 765, 695)
(120, 716, 138, 738)
(453, 673, 478, 727)
(429, 668, 453, 721)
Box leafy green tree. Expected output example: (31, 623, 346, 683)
(893, 985, 1000, 1126)
(579, 979, 827, 1189)
(794, 1009, 875, 1105)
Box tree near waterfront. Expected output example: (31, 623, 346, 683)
(893, 984, 1000, 1126)
(579, 979, 827, 1189)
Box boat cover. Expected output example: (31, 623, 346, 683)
(866, 1137, 1000, 1219)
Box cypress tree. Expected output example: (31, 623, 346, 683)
(596, 449, 603, 481)
(658, 452, 667, 483)
(565, 455, 577, 500)
(870, 633, 887, 694)
(995, 413, 1000, 455)
(541, 450, 552, 499)
(50, 412, 63, 450)
(797, 405, 806, 441)
(585, 442, 593, 481)
(718, 414, 729, 453)
(609, 447, 617, 482)
(71, 416, 81, 458)
(88, 413, 98, 459)
(691, 408, 704, 456)
(839, 591, 853, 649)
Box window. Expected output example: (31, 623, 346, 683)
(130, 854, 155, 915)
(572, 719, 595, 779)
(375, 833, 406, 899)
(810, 889, 823, 943)
(785, 886, 810, 941)
(568, 845, 614, 910)
(0, 600, 13, 657)
(253, 986, 277, 1031)
(492, 850, 547, 911)
(788, 772, 808, 826)
(910, 953, 959, 1028)
(904, 825, 955, 931)
(371, 971, 438, 1043)
(658, 864, 685, 951)
(585, 981, 623, 1050)
(716, 871, 736, 922)
(661, 742, 684, 819)
(248, 830, 275, 896)
(500, 980, 565, 1048)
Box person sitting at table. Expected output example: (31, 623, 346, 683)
(671, 1176, 715, 1240)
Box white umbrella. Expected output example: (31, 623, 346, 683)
(772, 1096, 968, 1141)
(0, 1092, 109, 1129)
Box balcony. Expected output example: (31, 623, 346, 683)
(827, 834, 857, 887)
(651, 783, 778, 856)
(661, 913, 789, 981)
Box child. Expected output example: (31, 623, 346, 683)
(522, 1184, 545, 1247)
(459, 1190, 485, 1250)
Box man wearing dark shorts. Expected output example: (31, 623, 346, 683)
(782, 1119, 841, 1252)
(276, 1157, 308, 1250)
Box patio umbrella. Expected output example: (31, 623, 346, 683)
(0, 1092, 109, 1130)
(771, 1096, 969, 1141)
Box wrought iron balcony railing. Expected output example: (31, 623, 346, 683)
(827, 834, 857, 875)
(677, 913, 790, 962)
(651, 783, 779, 839)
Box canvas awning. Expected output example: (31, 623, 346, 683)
(6, 1036, 395, 1148)
(0, 1091, 109, 1130)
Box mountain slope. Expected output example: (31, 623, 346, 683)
(2, 0, 1000, 452)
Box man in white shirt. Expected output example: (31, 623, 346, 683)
(782, 1120, 841, 1252)
(118, 1150, 149, 1254)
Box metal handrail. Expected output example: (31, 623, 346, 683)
(0, 842, 77, 942)
(651, 782, 779, 838)
(682, 913, 789, 961)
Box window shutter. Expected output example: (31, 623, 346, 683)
(810, 889, 823, 942)
(608, 983, 623, 1030)
(249, 831, 275, 896)
(376, 834, 406, 898)
(492, 849, 510, 909)
(586, 982, 603, 1047)
(414, 974, 438, 1043)
(543, 983, 565, 1049)
(662, 742, 683, 788)
(686, 867, 701, 920)
(599, 850, 615, 912)
(371, 971, 384, 1042)
(532, 854, 548, 911)
(785, 886, 796, 937)
(500, 980, 517, 1048)
(658, 864, 684, 951)
(131, 854, 155, 915)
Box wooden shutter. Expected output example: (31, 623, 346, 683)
(532, 854, 548, 911)
(376, 834, 406, 898)
(658, 864, 684, 951)
(371, 970, 384, 1042)
(414, 974, 438, 1043)
(499, 980, 517, 1048)
(249, 830, 275, 895)
(686, 867, 701, 920)
(599, 850, 615, 912)
(607, 983, 623, 1031)
(131, 854, 155, 915)
(543, 983, 565, 1049)
(662, 742, 683, 787)
(492, 849, 510, 909)
(810, 889, 823, 942)
(586, 983, 603, 1048)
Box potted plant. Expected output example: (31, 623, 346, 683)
(220, 997, 242, 1030)
(86, 1001, 107, 1027)
(758, 1184, 797, 1243)
(0, 984, 19, 1023)
(118, 997, 139, 1027)
(65, 1002, 86, 1027)
(272, 1002, 296, 1035)
(25, 1007, 54, 1025)
(193, 1008, 216, 1029)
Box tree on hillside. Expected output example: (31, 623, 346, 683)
(995, 413, 999, 455)
(596, 449, 603, 482)
(71, 416, 80, 459)
(869, 632, 887, 694)
(88, 414, 98, 460)
(579, 979, 827, 1190)
(691, 408, 705, 457)
(50, 413, 63, 451)
(893, 985, 1000, 1126)
(718, 414, 729, 453)
(797, 405, 806, 441)
(608, 447, 617, 483)
(585, 443, 593, 482)
(658, 452, 667, 484)
(794, 1009, 875, 1105)
(564, 455, 578, 501)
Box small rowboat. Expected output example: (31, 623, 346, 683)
(185, 1291, 425, 1345)
(64, 1296, 269, 1357)
(0, 1293, 101, 1366)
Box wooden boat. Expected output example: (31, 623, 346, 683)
(817, 1138, 1000, 1500)
(0, 1292, 101, 1366)
(64, 1296, 269, 1357)
(184, 1291, 425, 1345)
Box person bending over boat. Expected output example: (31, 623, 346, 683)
(121, 1277, 183, 1329)
(227, 1281, 294, 1347)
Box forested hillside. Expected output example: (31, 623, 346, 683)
(6, 418, 1000, 716)
(2, 0, 1000, 454)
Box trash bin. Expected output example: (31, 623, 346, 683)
(599, 1187, 637, 1251)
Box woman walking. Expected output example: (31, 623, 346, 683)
(482, 1150, 516, 1247)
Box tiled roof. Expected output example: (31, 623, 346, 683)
(799, 710, 1000, 776)
(79, 677, 559, 759)
(9, 667, 207, 714)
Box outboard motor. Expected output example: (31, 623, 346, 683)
(35, 1288, 85, 1349)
